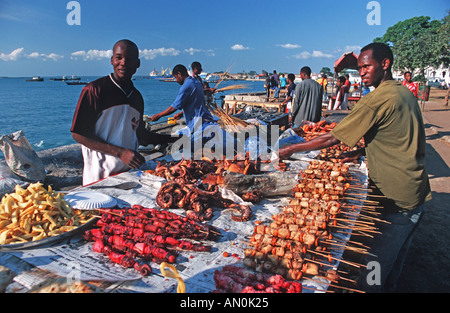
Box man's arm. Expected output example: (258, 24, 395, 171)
(150, 106, 177, 122)
(72, 132, 145, 168)
(337, 147, 366, 163)
(136, 122, 181, 146)
(291, 85, 301, 119)
(278, 133, 340, 159)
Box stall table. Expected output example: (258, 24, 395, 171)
(0, 154, 369, 294)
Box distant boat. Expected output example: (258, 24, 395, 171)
(26, 76, 44, 82)
(160, 77, 176, 82)
(150, 67, 173, 80)
(66, 81, 88, 85)
(50, 75, 81, 81)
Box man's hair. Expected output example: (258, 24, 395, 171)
(173, 64, 188, 76)
(300, 66, 312, 77)
(338, 76, 347, 84)
(404, 71, 412, 76)
(114, 39, 139, 53)
(191, 61, 202, 71)
(288, 73, 296, 82)
(361, 42, 394, 68)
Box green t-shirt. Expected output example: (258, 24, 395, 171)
(331, 80, 431, 210)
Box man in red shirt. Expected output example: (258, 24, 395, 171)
(402, 71, 419, 98)
(71, 39, 176, 185)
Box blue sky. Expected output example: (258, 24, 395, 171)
(0, 0, 448, 77)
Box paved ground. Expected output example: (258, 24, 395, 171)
(396, 89, 450, 293)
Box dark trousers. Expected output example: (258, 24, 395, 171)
(355, 202, 425, 293)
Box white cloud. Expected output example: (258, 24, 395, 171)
(0, 13, 22, 22)
(0, 47, 25, 61)
(335, 45, 362, 54)
(184, 48, 201, 55)
(140, 48, 180, 60)
(27, 52, 63, 61)
(184, 47, 215, 56)
(231, 44, 250, 51)
(277, 43, 301, 49)
(70, 49, 112, 61)
(46, 53, 64, 61)
(292, 50, 334, 59)
(0, 48, 63, 62)
(343, 45, 362, 53)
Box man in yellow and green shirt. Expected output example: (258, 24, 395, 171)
(279, 43, 431, 292)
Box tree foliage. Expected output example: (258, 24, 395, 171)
(374, 15, 448, 79)
(319, 67, 333, 76)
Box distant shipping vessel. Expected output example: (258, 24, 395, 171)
(66, 81, 88, 85)
(26, 76, 44, 82)
(150, 67, 173, 80)
(50, 75, 81, 81)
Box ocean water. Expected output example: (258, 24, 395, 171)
(0, 76, 265, 155)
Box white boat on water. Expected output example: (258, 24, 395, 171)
(26, 76, 44, 82)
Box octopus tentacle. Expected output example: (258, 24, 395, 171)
(230, 204, 252, 222)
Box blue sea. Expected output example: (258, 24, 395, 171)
(0, 76, 265, 156)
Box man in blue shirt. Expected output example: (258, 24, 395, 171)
(150, 64, 215, 133)
(151, 64, 226, 157)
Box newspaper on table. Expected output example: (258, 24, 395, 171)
(1, 157, 369, 293)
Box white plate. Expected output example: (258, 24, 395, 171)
(64, 191, 117, 210)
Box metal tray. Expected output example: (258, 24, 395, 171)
(0, 217, 98, 252)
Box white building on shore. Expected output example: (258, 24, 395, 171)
(393, 64, 450, 87)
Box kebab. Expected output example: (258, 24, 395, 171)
(90, 237, 153, 276)
(84, 205, 218, 274)
(243, 159, 371, 281)
(97, 205, 219, 241)
(213, 265, 303, 293)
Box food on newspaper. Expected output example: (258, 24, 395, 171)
(28, 277, 102, 293)
(83, 205, 219, 275)
(213, 265, 302, 293)
(0, 183, 95, 246)
(156, 180, 252, 222)
(243, 160, 372, 293)
(146, 154, 287, 187)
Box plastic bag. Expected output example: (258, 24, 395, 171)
(222, 171, 300, 197)
(275, 128, 306, 149)
(0, 130, 46, 182)
(0, 163, 27, 197)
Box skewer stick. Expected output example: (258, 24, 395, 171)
(98, 209, 122, 216)
(307, 249, 366, 269)
(332, 217, 376, 226)
(334, 230, 374, 238)
(335, 222, 380, 232)
(342, 204, 383, 210)
(302, 285, 335, 293)
(304, 257, 334, 268)
(303, 277, 365, 293)
(344, 196, 380, 204)
(318, 270, 358, 284)
(347, 186, 373, 191)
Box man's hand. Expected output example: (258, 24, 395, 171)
(118, 149, 146, 169)
(337, 148, 365, 164)
(278, 147, 294, 160)
(150, 114, 160, 122)
(173, 112, 183, 120)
